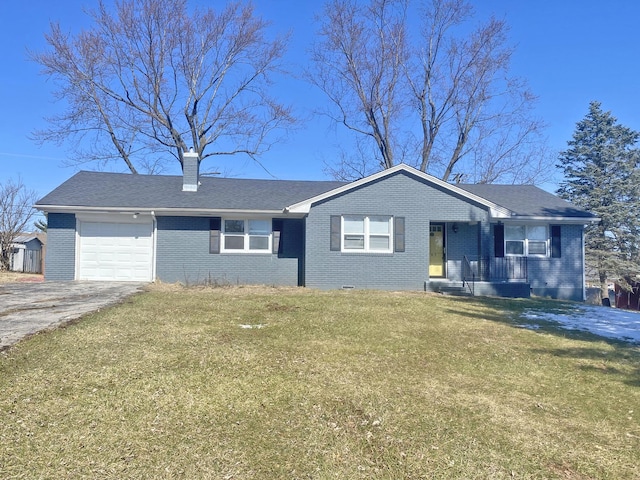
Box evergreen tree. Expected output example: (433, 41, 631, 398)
(34, 217, 47, 232)
(557, 101, 640, 297)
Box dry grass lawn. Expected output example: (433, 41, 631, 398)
(0, 285, 638, 479)
(0, 271, 43, 284)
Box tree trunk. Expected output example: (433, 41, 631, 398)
(599, 270, 608, 304)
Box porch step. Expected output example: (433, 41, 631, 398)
(430, 281, 473, 297)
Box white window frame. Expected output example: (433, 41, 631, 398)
(221, 218, 272, 253)
(341, 215, 393, 253)
(505, 224, 548, 257)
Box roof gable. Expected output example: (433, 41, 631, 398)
(286, 164, 512, 217)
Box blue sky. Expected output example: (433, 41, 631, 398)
(1, 0, 639, 199)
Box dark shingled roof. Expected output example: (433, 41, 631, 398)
(36, 171, 347, 211)
(36, 170, 596, 220)
(458, 184, 595, 218)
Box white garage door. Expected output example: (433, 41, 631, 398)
(78, 221, 154, 281)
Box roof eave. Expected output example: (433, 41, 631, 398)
(35, 204, 303, 218)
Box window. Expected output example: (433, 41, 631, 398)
(222, 219, 271, 252)
(343, 216, 365, 249)
(505, 225, 525, 255)
(505, 225, 548, 256)
(342, 215, 392, 252)
(527, 225, 547, 255)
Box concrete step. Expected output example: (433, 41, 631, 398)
(431, 282, 473, 296)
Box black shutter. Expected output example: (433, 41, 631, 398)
(210, 217, 221, 254)
(272, 219, 283, 254)
(209, 217, 222, 253)
(551, 225, 561, 258)
(330, 215, 341, 251)
(394, 217, 405, 252)
(494, 224, 504, 258)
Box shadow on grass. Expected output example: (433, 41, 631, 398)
(443, 296, 640, 388)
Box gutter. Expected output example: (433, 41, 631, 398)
(34, 205, 304, 218)
(498, 215, 601, 224)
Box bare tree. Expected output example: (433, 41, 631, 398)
(31, 0, 294, 174)
(311, 0, 409, 172)
(0, 179, 38, 271)
(311, 0, 549, 184)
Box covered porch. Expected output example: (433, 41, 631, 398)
(429, 255, 530, 298)
(462, 255, 530, 297)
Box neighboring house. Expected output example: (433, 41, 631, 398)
(10, 233, 46, 273)
(35, 153, 598, 300)
(614, 279, 640, 310)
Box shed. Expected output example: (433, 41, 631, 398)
(10, 233, 46, 274)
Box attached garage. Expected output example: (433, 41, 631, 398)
(77, 217, 154, 281)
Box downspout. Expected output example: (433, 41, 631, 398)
(581, 226, 586, 301)
(478, 219, 483, 264)
(151, 210, 157, 282)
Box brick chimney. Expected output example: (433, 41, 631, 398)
(182, 149, 200, 192)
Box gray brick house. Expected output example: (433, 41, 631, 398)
(36, 152, 598, 300)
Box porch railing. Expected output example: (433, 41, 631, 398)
(462, 255, 476, 295)
(462, 256, 528, 294)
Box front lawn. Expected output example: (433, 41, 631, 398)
(1, 286, 638, 479)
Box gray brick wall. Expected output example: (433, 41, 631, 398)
(155, 216, 303, 286)
(305, 171, 489, 290)
(527, 224, 585, 301)
(446, 221, 482, 281)
(45, 213, 76, 281)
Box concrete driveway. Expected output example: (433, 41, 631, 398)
(0, 282, 146, 350)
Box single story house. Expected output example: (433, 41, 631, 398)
(9, 233, 45, 273)
(35, 153, 598, 300)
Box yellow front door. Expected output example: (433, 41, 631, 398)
(429, 224, 445, 277)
